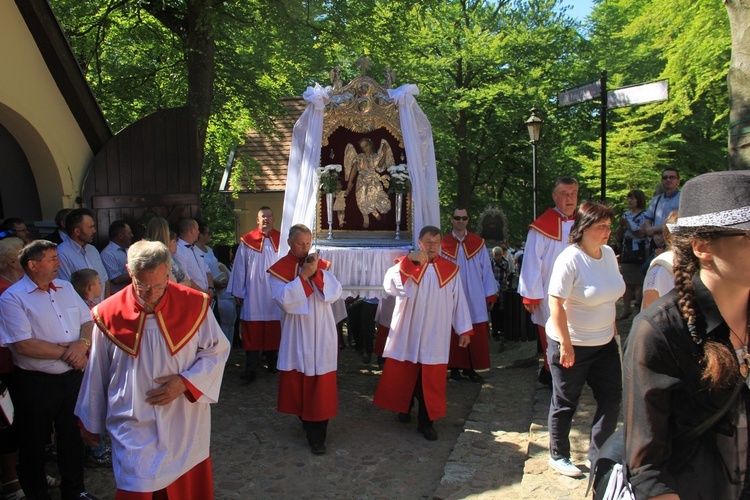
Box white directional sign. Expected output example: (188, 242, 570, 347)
(558, 80, 601, 107)
(607, 80, 669, 108)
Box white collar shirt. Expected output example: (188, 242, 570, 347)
(0, 275, 91, 373)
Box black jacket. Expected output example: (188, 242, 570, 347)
(623, 276, 748, 499)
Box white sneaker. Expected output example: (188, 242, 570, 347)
(548, 457, 583, 477)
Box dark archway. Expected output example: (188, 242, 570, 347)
(0, 121, 42, 223)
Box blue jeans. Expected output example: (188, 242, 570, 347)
(546, 336, 622, 462)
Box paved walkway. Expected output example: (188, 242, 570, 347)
(55, 315, 635, 499)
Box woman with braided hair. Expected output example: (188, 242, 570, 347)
(623, 171, 750, 500)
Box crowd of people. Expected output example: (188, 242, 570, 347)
(0, 167, 747, 499)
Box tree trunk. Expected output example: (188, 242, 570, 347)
(455, 108, 474, 208)
(142, 0, 215, 166)
(726, 0, 750, 170)
(184, 0, 215, 166)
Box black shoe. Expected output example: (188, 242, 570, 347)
(84, 452, 112, 468)
(240, 371, 257, 384)
(267, 365, 278, 374)
(449, 369, 463, 381)
(417, 425, 438, 441)
(462, 369, 484, 383)
(310, 443, 327, 455)
(538, 369, 552, 387)
(397, 412, 411, 423)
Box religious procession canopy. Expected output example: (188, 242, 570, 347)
(277, 61, 440, 298)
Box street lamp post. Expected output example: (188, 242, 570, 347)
(525, 106, 544, 220)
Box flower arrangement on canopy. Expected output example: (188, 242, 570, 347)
(318, 164, 342, 194)
(387, 164, 411, 194)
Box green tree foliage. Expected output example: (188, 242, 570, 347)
(306, 0, 587, 240)
(579, 0, 730, 215)
(49, 0, 731, 243)
(51, 0, 325, 243)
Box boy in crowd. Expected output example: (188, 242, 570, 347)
(70, 269, 112, 469)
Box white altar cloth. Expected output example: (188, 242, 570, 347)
(318, 246, 411, 300)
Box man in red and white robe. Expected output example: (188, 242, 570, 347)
(268, 224, 342, 455)
(228, 206, 281, 382)
(517, 177, 578, 385)
(374, 226, 473, 441)
(75, 241, 230, 499)
(441, 207, 497, 382)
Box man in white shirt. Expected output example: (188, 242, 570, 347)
(0, 240, 95, 499)
(100, 220, 133, 295)
(173, 218, 214, 298)
(57, 208, 111, 301)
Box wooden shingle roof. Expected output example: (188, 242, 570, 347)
(229, 97, 306, 193)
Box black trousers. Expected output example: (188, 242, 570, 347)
(13, 368, 85, 500)
(408, 367, 432, 428)
(302, 419, 328, 447)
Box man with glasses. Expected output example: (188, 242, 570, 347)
(76, 240, 230, 498)
(518, 177, 578, 387)
(641, 168, 681, 250)
(440, 208, 497, 382)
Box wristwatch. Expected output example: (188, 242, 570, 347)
(79, 337, 91, 348)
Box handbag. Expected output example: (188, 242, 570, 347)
(589, 378, 744, 499)
(620, 237, 646, 264)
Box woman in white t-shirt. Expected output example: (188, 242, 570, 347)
(544, 201, 626, 478)
(641, 210, 678, 311)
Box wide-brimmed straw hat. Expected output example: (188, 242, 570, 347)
(667, 170, 750, 233)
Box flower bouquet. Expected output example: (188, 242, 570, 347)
(318, 164, 342, 194)
(387, 164, 411, 194)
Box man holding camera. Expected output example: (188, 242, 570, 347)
(267, 224, 342, 455)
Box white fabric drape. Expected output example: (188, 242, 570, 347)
(388, 84, 441, 247)
(278, 83, 331, 256)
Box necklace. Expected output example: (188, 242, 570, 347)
(729, 321, 750, 378)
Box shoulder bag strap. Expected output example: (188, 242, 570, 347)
(675, 377, 745, 444)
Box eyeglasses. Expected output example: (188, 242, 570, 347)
(662, 175, 678, 180)
(711, 231, 750, 241)
(132, 277, 169, 293)
(452, 216, 469, 221)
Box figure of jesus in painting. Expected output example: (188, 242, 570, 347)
(344, 137, 394, 229)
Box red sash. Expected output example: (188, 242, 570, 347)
(240, 228, 280, 253)
(441, 231, 486, 260)
(92, 283, 209, 357)
(528, 207, 571, 242)
(398, 255, 458, 288)
(267, 253, 331, 283)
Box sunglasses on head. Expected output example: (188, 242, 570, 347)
(452, 216, 469, 221)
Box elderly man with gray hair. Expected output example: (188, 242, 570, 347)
(75, 240, 230, 498)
